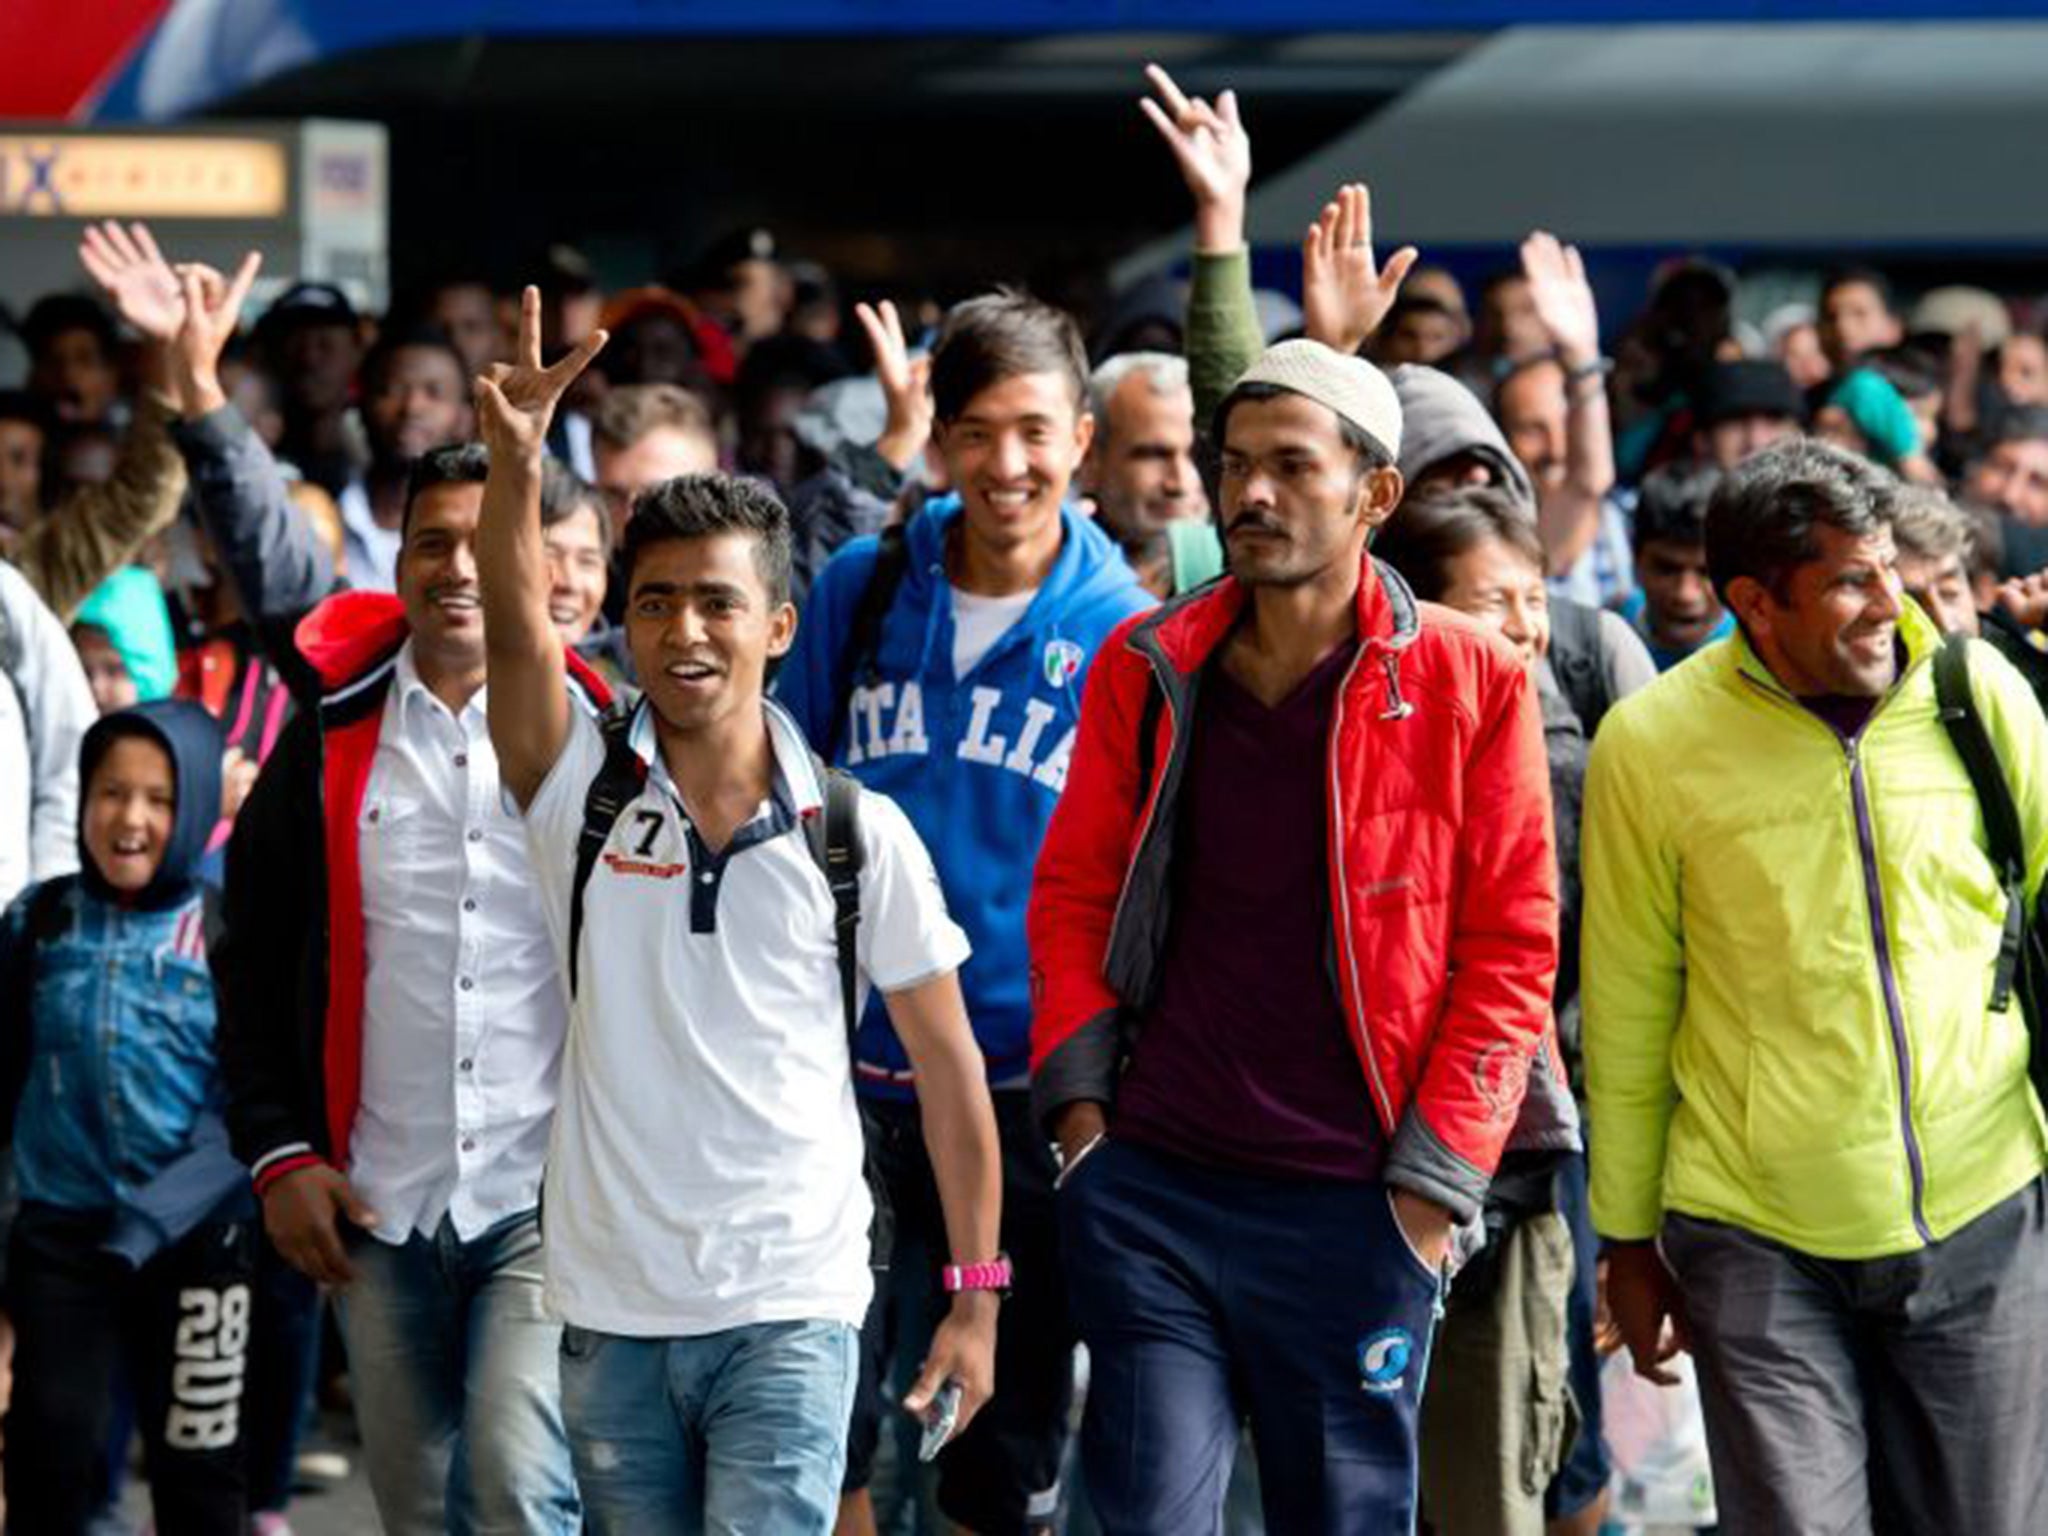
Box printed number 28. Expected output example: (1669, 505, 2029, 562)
(165, 1285, 250, 1452)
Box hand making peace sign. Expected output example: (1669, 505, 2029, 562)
(473, 284, 610, 461)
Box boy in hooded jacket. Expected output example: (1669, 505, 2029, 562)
(0, 700, 252, 1534)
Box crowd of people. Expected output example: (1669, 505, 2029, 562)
(2, 61, 2047, 1536)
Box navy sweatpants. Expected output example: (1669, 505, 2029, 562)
(1059, 1138, 1444, 1535)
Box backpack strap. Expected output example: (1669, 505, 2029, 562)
(1546, 597, 1613, 740)
(568, 703, 648, 999)
(1934, 635, 2028, 1011)
(802, 759, 865, 1046)
(829, 524, 914, 760)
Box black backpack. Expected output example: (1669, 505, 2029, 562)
(1933, 635, 2048, 1109)
(826, 523, 914, 760)
(1545, 596, 1615, 741)
(564, 704, 892, 1266)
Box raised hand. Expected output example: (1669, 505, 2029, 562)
(473, 285, 609, 461)
(855, 299, 933, 473)
(168, 253, 262, 416)
(1520, 231, 1601, 369)
(1138, 63, 1251, 253)
(1997, 571, 2048, 632)
(78, 220, 184, 342)
(1301, 182, 1418, 357)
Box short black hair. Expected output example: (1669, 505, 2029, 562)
(540, 458, 612, 556)
(21, 294, 117, 362)
(1704, 437, 1895, 605)
(1479, 268, 1528, 301)
(1387, 294, 1460, 328)
(0, 388, 52, 434)
(401, 441, 490, 542)
(1491, 353, 1567, 416)
(1983, 403, 2048, 452)
(1820, 265, 1897, 316)
(362, 324, 469, 400)
(1375, 484, 1545, 598)
(1635, 461, 1724, 550)
(930, 290, 1088, 425)
(735, 333, 850, 417)
(1212, 381, 1395, 473)
(622, 473, 792, 605)
(1866, 344, 1941, 403)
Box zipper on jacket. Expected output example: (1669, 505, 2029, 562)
(1327, 644, 1398, 1133)
(1105, 652, 1179, 960)
(1738, 665, 1936, 1245)
(1844, 732, 1935, 1245)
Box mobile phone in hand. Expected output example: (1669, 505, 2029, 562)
(918, 1379, 963, 1462)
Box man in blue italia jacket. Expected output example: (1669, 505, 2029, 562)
(779, 290, 1151, 1536)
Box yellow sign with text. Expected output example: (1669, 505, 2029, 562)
(0, 136, 287, 219)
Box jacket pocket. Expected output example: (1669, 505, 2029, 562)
(1383, 1187, 1446, 1291)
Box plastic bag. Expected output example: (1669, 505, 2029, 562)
(1600, 1350, 1718, 1529)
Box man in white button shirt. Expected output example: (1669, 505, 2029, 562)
(221, 442, 607, 1534)
(473, 290, 1003, 1535)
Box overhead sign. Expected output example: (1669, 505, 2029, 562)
(0, 121, 389, 323)
(0, 134, 287, 218)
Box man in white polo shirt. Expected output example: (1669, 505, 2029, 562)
(472, 290, 1003, 1534)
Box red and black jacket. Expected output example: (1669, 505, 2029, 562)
(1028, 556, 1559, 1222)
(216, 591, 611, 1195)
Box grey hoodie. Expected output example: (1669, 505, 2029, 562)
(1386, 366, 1582, 1163)
(1390, 364, 1539, 516)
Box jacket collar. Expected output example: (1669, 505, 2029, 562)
(1728, 586, 1941, 704)
(625, 695, 823, 817)
(1130, 552, 1421, 679)
(294, 590, 618, 715)
(295, 591, 409, 698)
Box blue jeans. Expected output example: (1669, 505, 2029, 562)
(334, 1210, 579, 1536)
(560, 1318, 859, 1536)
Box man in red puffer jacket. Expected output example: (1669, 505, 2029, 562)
(1029, 339, 1557, 1534)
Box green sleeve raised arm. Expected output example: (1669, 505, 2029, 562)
(1186, 247, 1265, 435)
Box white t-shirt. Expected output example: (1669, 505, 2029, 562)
(521, 697, 971, 1337)
(950, 585, 1038, 679)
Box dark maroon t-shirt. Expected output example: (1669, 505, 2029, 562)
(1112, 639, 1384, 1182)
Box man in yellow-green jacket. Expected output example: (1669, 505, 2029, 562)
(1584, 438, 2048, 1534)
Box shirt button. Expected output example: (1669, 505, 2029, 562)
(463, 898, 478, 913)
(700, 871, 716, 885)
(467, 828, 484, 843)
(460, 977, 475, 991)
(461, 1137, 476, 1152)
(455, 752, 469, 768)
(459, 1058, 474, 1073)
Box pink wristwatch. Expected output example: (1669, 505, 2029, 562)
(941, 1254, 1013, 1297)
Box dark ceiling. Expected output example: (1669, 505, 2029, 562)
(216, 30, 1479, 311)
